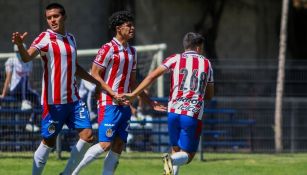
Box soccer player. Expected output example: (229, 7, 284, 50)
(11, 3, 102, 175)
(72, 11, 166, 175)
(124, 32, 214, 175)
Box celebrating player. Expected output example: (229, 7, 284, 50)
(72, 11, 166, 175)
(124, 32, 214, 175)
(11, 3, 102, 175)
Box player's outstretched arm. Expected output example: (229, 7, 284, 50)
(90, 63, 128, 105)
(128, 66, 167, 112)
(11, 32, 38, 62)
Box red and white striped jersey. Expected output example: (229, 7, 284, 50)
(31, 29, 80, 105)
(162, 51, 214, 120)
(94, 37, 137, 106)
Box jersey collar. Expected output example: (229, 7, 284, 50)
(47, 29, 68, 37)
(112, 37, 130, 49)
(183, 50, 198, 55)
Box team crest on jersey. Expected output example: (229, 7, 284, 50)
(48, 124, 56, 134)
(106, 128, 113, 137)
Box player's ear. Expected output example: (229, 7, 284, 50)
(196, 46, 201, 53)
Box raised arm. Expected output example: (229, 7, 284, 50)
(12, 32, 39, 62)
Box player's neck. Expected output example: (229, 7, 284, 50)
(115, 36, 128, 47)
(50, 27, 66, 36)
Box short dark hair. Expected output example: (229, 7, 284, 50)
(109, 11, 134, 32)
(45, 3, 66, 16)
(183, 32, 205, 50)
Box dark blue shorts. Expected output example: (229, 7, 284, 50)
(98, 105, 131, 143)
(41, 100, 91, 138)
(168, 112, 202, 152)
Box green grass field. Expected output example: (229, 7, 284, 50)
(0, 152, 307, 175)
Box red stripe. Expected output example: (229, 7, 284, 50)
(169, 72, 174, 101)
(176, 54, 186, 98)
(106, 44, 119, 104)
(181, 110, 188, 115)
(168, 56, 177, 100)
(170, 108, 175, 113)
(186, 56, 199, 98)
(118, 50, 129, 93)
(63, 37, 73, 103)
(96, 44, 111, 64)
(98, 105, 105, 124)
(42, 103, 49, 119)
(50, 35, 61, 104)
(42, 55, 49, 119)
(42, 55, 49, 107)
(162, 54, 177, 64)
(32, 32, 46, 46)
(204, 59, 209, 75)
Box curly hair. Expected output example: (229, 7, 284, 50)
(109, 11, 134, 32)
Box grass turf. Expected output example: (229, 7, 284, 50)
(0, 152, 307, 175)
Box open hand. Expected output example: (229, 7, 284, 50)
(151, 101, 167, 112)
(12, 32, 28, 46)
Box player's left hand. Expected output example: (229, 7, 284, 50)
(114, 93, 130, 106)
(12, 32, 28, 45)
(151, 101, 167, 112)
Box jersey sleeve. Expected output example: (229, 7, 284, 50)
(68, 33, 77, 49)
(162, 54, 178, 71)
(30, 32, 49, 55)
(4, 57, 14, 72)
(93, 44, 113, 68)
(131, 47, 137, 71)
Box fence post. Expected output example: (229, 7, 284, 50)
(56, 133, 62, 159)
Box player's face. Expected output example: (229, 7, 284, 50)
(118, 21, 135, 40)
(45, 8, 66, 34)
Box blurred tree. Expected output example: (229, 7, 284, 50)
(194, 0, 226, 59)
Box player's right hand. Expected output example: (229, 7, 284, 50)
(12, 32, 28, 45)
(122, 93, 136, 102)
(114, 93, 130, 106)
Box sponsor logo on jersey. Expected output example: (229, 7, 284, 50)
(106, 128, 113, 137)
(173, 97, 203, 113)
(174, 97, 203, 106)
